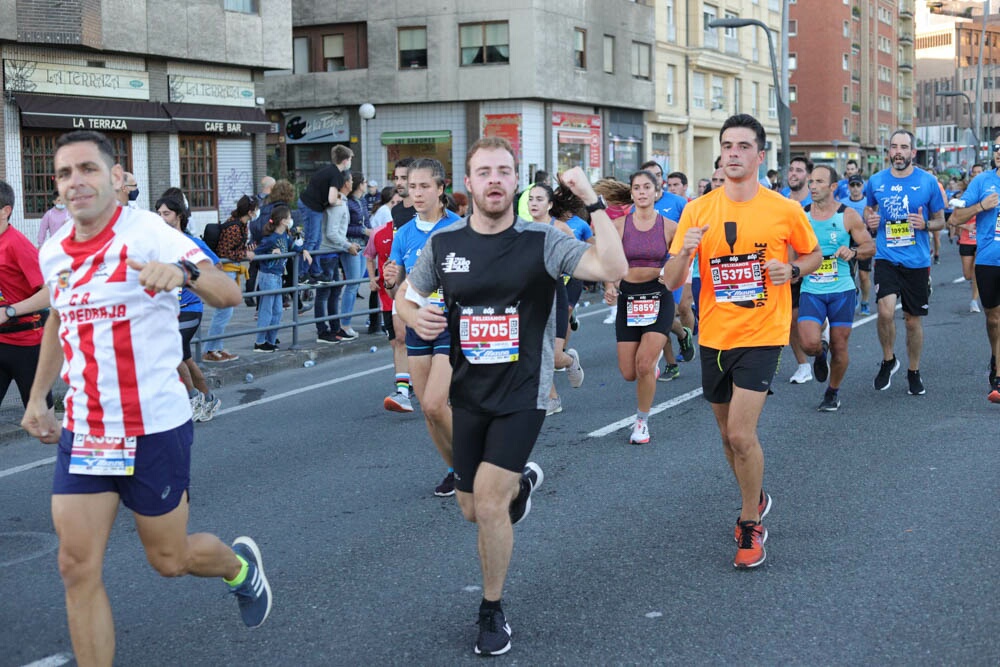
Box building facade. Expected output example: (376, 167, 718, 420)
(0, 0, 291, 240)
(789, 0, 917, 177)
(648, 0, 784, 187)
(262, 0, 656, 191)
(916, 4, 1000, 171)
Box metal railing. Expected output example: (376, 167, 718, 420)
(192, 250, 378, 357)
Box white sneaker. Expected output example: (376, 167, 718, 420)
(629, 418, 650, 445)
(971, 300, 982, 313)
(789, 363, 813, 384)
(384, 391, 414, 413)
(566, 349, 584, 388)
(190, 393, 204, 421)
(545, 396, 563, 416)
(199, 396, 222, 422)
(603, 306, 617, 324)
(340, 326, 359, 339)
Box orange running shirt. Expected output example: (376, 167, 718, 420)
(669, 186, 818, 350)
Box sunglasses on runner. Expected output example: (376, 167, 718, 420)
(993, 144, 1000, 152)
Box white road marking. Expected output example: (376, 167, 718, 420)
(0, 457, 57, 479)
(20, 653, 73, 667)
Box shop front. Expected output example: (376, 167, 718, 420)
(380, 130, 453, 186)
(553, 111, 602, 182)
(281, 107, 351, 186)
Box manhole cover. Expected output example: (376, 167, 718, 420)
(0, 531, 59, 567)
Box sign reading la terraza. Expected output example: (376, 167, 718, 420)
(168, 75, 255, 108)
(3, 60, 149, 100)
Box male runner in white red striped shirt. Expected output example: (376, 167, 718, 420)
(21, 131, 272, 666)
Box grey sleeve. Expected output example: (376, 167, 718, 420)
(541, 224, 590, 280)
(407, 236, 439, 295)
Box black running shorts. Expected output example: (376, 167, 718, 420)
(873, 260, 929, 317)
(615, 278, 674, 343)
(700, 345, 782, 404)
(959, 243, 977, 258)
(451, 407, 546, 493)
(975, 264, 1000, 309)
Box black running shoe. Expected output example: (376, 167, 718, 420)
(475, 608, 512, 656)
(873, 356, 899, 391)
(818, 390, 840, 412)
(813, 341, 830, 384)
(907, 369, 925, 395)
(678, 326, 696, 362)
(434, 471, 455, 497)
(509, 462, 543, 526)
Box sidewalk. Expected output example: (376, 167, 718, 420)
(0, 294, 387, 445)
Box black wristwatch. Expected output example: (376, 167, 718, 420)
(4, 305, 15, 318)
(175, 259, 201, 287)
(585, 195, 607, 213)
(790, 264, 801, 280)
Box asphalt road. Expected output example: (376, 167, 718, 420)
(2, 248, 997, 666)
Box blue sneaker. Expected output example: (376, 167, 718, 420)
(230, 536, 272, 628)
(859, 303, 871, 316)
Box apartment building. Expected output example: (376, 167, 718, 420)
(0, 1, 291, 238)
(916, 3, 1000, 171)
(789, 0, 917, 177)
(261, 0, 656, 190)
(649, 0, 783, 185)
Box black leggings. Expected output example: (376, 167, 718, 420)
(0, 343, 53, 408)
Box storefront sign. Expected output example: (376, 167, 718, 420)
(14, 93, 173, 132)
(283, 108, 349, 144)
(483, 113, 522, 161)
(553, 112, 602, 169)
(168, 75, 255, 108)
(3, 60, 149, 100)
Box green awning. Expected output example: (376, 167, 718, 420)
(380, 130, 451, 145)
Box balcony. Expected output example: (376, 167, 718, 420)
(899, 112, 914, 124)
(704, 30, 719, 49)
(898, 60, 913, 70)
(899, 3, 913, 20)
(851, 69, 861, 81)
(899, 85, 913, 98)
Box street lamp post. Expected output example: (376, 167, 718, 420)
(708, 17, 791, 178)
(937, 90, 979, 166)
(359, 103, 376, 180)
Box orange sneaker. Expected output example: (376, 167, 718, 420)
(988, 378, 1000, 404)
(733, 520, 767, 569)
(733, 491, 772, 542)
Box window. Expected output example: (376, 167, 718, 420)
(788, 20, 797, 36)
(224, 0, 257, 13)
(711, 75, 725, 109)
(788, 53, 797, 70)
(603, 35, 615, 73)
(293, 36, 309, 74)
(399, 27, 428, 68)
(574, 28, 587, 68)
(843, 118, 850, 136)
(703, 5, 718, 48)
(842, 54, 849, 70)
(630, 41, 651, 80)
(666, 0, 677, 42)
(752, 81, 760, 116)
(323, 35, 345, 71)
(666, 64, 676, 105)
(21, 130, 131, 216)
(460, 22, 510, 65)
(693, 72, 706, 109)
(843, 21, 849, 38)
(733, 78, 742, 112)
(724, 11, 740, 53)
(843, 86, 849, 103)
(179, 136, 217, 210)
(768, 85, 777, 119)
(789, 85, 797, 103)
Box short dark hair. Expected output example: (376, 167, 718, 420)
(332, 145, 354, 163)
(889, 129, 915, 148)
(666, 171, 688, 186)
(720, 114, 767, 152)
(394, 157, 415, 172)
(154, 195, 190, 232)
(790, 156, 814, 173)
(55, 130, 116, 168)
(0, 179, 14, 211)
(812, 164, 839, 183)
(465, 136, 518, 175)
(846, 159, 859, 168)
(639, 160, 662, 173)
(532, 169, 550, 184)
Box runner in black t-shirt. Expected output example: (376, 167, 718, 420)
(297, 145, 352, 279)
(398, 138, 627, 657)
(390, 157, 416, 229)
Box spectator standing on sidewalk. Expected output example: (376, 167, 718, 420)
(314, 177, 356, 343)
(202, 195, 256, 363)
(37, 191, 72, 246)
(253, 205, 311, 352)
(298, 146, 353, 282)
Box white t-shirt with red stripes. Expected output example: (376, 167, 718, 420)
(39, 206, 208, 437)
